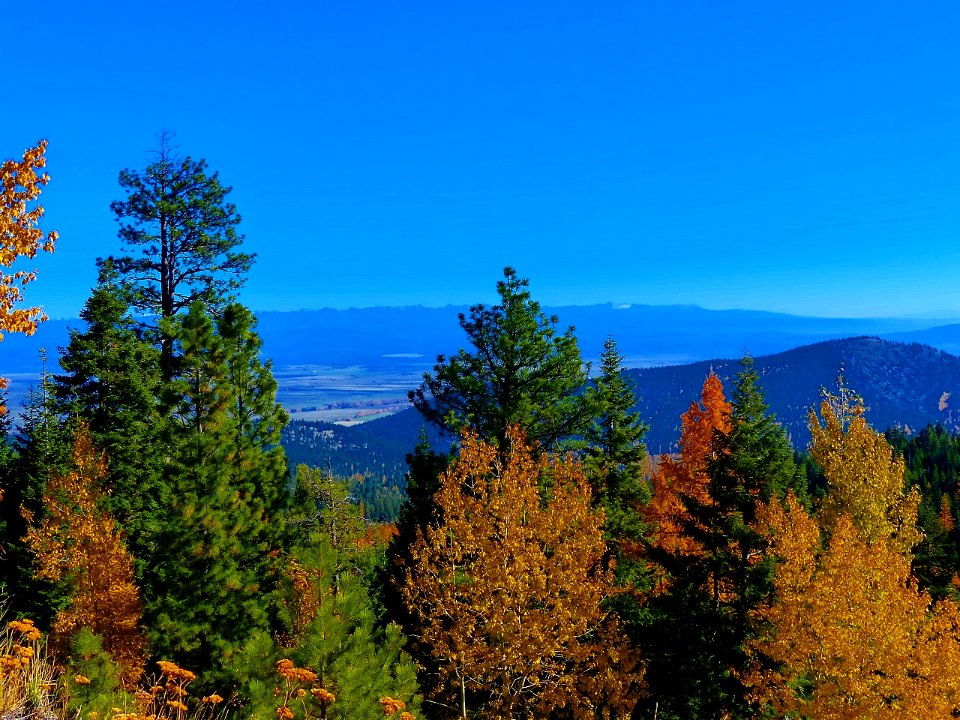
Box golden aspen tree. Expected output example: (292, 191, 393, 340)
(402, 427, 640, 719)
(810, 389, 921, 550)
(748, 390, 960, 718)
(25, 423, 146, 684)
(751, 496, 960, 719)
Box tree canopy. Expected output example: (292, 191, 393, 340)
(400, 427, 640, 718)
(409, 267, 593, 451)
(100, 133, 254, 375)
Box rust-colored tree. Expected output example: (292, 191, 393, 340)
(644, 372, 731, 561)
(24, 423, 147, 684)
(941, 493, 956, 532)
(747, 391, 960, 718)
(401, 427, 640, 719)
(0, 140, 57, 413)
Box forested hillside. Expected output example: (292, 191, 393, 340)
(281, 419, 449, 520)
(631, 335, 960, 452)
(287, 335, 960, 493)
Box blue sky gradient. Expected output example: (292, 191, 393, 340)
(5, 1, 960, 319)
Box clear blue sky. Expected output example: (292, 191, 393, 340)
(6, 1, 960, 319)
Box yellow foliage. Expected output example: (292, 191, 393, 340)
(809, 390, 921, 551)
(748, 390, 960, 717)
(402, 426, 641, 718)
(750, 497, 960, 719)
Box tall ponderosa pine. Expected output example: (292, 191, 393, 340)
(410, 267, 593, 452)
(146, 302, 288, 688)
(100, 133, 254, 375)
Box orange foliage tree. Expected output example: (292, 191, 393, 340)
(644, 371, 731, 560)
(401, 427, 640, 719)
(24, 423, 146, 684)
(748, 392, 960, 718)
(0, 140, 57, 341)
(0, 140, 57, 423)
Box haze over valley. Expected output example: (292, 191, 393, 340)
(7, 302, 960, 426)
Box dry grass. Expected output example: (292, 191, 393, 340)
(0, 618, 60, 720)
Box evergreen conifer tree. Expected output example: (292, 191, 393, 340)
(0, 360, 72, 623)
(101, 133, 254, 377)
(583, 336, 649, 555)
(234, 472, 420, 720)
(146, 302, 288, 689)
(378, 431, 450, 660)
(409, 267, 594, 452)
(581, 335, 650, 636)
(53, 284, 167, 568)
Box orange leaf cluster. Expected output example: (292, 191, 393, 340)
(0, 139, 57, 339)
(0, 139, 57, 416)
(25, 424, 146, 684)
(645, 372, 731, 562)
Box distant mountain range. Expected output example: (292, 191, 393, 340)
(281, 336, 960, 503)
(5, 303, 960, 415)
